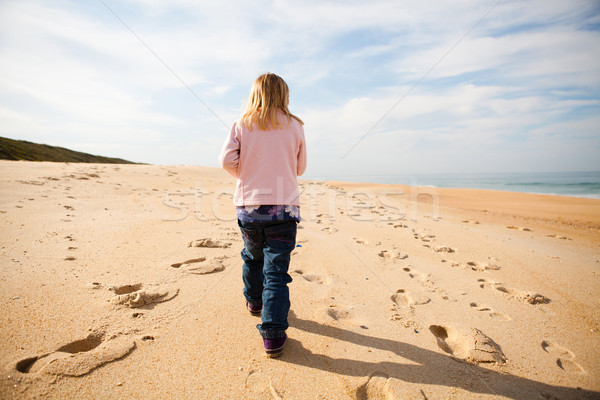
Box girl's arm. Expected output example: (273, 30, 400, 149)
(297, 128, 307, 176)
(218, 123, 240, 178)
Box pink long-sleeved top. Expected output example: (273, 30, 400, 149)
(218, 114, 307, 206)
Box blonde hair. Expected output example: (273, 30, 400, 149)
(242, 73, 303, 130)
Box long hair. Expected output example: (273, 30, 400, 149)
(242, 73, 303, 130)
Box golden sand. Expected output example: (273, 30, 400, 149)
(0, 161, 598, 399)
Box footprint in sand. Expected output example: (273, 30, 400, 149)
(389, 303, 420, 327)
(302, 273, 327, 284)
(171, 256, 225, 275)
(389, 309, 420, 329)
(546, 234, 572, 241)
(446, 257, 500, 272)
(16, 180, 45, 186)
(292, 269, 330, 285)
(321, 226, 338, 234)
(390, 289, 430, 328)
(353, 372, 401, 400)
(354, 237, 369, 245)
(325, 306, 353, 322)
(412, 229, 435, 242)
(187, 238, 231, 248)
(469, 302, 511, 321)
(477, 279, 550, 304)
(465, 261, 500, 271)
(401, 267, 430, 283)
(378, 250, 408, 260)
(12, 331, 135, 377)
(506, 225, 531, 232)
(391, 289, 431, 307)
(245, 370, 283, 399)
(429, 325, 506, 364)
(108, 283, 179, 308)
(433, 246, 456, 253)
(541, 340, 585, 374)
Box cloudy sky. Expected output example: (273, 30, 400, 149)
(1, 0, 599, 178)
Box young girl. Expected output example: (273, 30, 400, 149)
(219, 73, 306, 357)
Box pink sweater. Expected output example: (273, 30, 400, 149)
(218, 114, 307, 206)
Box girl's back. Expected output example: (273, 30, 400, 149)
(219, 74, 306, 206)
(224, 113, 305, 206)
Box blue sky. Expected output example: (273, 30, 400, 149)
(0, 0, 599, 177)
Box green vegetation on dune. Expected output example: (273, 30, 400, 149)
(0, 137, 136, 164)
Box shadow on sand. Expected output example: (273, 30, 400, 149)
(282, 312, 597, 400)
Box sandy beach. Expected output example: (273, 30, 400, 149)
(0, 160, 599, 399)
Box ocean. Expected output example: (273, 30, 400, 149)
(306, 171, 600, 199)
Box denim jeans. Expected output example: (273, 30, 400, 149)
(238, 219, 297, 339)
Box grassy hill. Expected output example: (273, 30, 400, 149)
(0, 137, 137, 164)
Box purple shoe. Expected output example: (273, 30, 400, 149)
(263, 333, 287, 358)
(246, 301, 262, 316)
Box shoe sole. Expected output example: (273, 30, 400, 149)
(246, 302, 262, 316)
(265, 338, 287, 358)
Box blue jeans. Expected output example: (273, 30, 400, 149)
(238, 219, 297, 339)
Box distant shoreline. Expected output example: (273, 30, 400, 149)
(303, 170, 600, 199)
(2, 156, 597, 199)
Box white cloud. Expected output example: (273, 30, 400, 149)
(0, 0, 598, 172)
(301, 75, 599, 175)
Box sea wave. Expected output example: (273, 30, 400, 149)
(505, 182, 600, 188)
(304, 171, 600, 199)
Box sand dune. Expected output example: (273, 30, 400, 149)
(0, 161, 598, 399)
